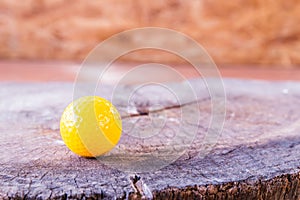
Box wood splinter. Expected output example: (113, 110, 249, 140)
(130, 174, 153, 200)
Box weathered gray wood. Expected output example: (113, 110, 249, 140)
(0, 79, 300, 199)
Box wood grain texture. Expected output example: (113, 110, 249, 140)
(0, 79, 300, 199)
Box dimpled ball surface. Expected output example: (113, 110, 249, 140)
(60, 96, 122, 157)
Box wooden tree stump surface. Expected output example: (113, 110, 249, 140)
(0, 79, 300, 199)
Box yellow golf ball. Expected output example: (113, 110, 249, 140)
(60, 96, 122, 157)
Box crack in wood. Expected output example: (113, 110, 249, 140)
(121, 99, 206, 119)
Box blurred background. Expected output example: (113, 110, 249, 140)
(0, 0, 299, 81)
